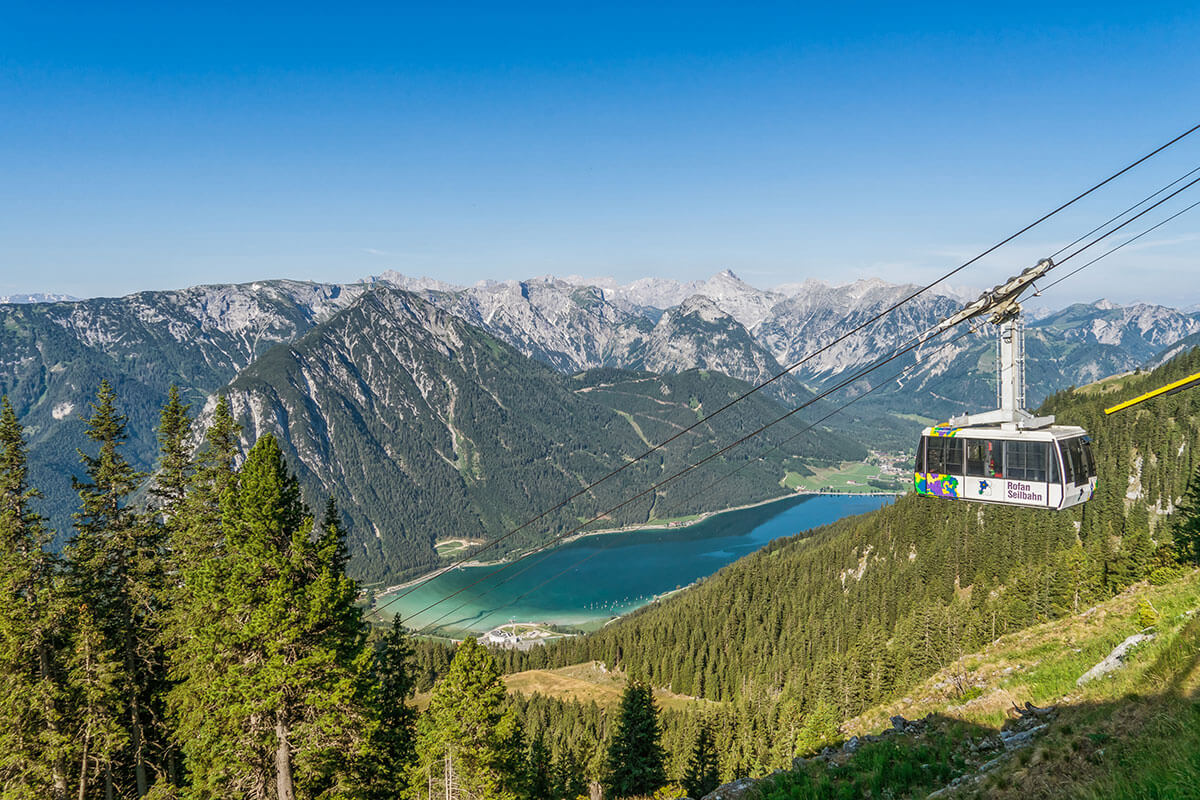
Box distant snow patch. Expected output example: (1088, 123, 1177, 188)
(51, 402, 75, 420)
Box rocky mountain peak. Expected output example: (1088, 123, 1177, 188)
(371, 270, 463, 294)
(671, 294, 733, 325)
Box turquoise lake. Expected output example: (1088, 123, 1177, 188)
(377, 493, 892, 636)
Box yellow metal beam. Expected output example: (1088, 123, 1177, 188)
(1104, 370, 1200, 414)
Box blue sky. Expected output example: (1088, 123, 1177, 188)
(3, 3, 1200, 307)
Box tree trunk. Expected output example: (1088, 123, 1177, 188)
(131, 694, 147, 796)
(126, 630, 149, 797)
(76, 738, 89, 800)
(39, 642, 68, 800)
(275, 715, 295, 800)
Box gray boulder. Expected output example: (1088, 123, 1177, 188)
(700, 777, 758, 800)
(1077, 632, 1155, 685)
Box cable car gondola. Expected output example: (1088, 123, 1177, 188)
(915, 425, 1096, 510)
(912, 259, 1098, 509)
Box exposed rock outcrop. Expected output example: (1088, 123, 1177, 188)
(700, 777, 758, 800)
(1077, 632, 1156, 685)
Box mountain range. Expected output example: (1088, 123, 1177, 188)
(218, 288, 863, 580)
(2, 269, 1198, 580)
(379, 268, 1200, 435)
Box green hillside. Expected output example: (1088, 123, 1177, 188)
(495, 345, 1200, 777)
(749, 570, 1200, 799)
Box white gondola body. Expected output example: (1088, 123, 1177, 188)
(914, 424, 1097, 510)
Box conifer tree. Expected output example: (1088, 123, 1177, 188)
(162, 392, 241, 609)
(151, 385, 193, 519)
(500, 714, 530, 799)
(167, 434, 372, 799)
(188, 394, 241, 530)
(154, 397, 238, 798)
(681, 724, 719, 800)
(68, 604, 126, 800)
(407, 637, 523, 800)
(526, 733, 554, 800)
(551, 746, 587, 800)
(794, 699, 840, 756)
(604, 681, 666, 799)
(1120, 529, 1155, 583)
(149, 386, 197, 791)
(0, 397, 71, 797)
(67, 380, 164, 796)
(362, 615, 419, 800)
(1174, 464, 1200, 564)
(320, 498, 351, 578)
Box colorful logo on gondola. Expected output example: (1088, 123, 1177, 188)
(978, 480, 989, 496)
(915, 472, 959, 498)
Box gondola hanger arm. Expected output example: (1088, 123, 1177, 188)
(922, 258, 1055, 342)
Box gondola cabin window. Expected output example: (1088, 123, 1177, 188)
(966, 440, 1003, 478)
(1004, 440, 1049, 482)
(1060, 436, 1096, 486)
(923, 436, 963, 475)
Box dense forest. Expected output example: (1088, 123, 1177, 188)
(4, 343, 1200, 798)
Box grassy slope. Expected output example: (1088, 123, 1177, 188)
(760, 570, 1200, 799)
(503, 661, 714, 713)
(411, 660, 712, 715)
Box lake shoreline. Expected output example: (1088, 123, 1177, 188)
(376, 493, 894, 636)
(561, 489, 900, 543)
(374, 490, 900, 599)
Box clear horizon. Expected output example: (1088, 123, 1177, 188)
(4, 3, 1200, 307)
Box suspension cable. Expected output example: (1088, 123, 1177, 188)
(401, 188, 1200, 634)
(416, 327, 979, 634)
(371, 124, 1200, 612)
(402, 323, 981, 631)
(1042, 197, 1200, 294)
(1050, 166, 1200, 259)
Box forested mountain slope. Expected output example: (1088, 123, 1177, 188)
(0, 280, 367, 536)
(500, 346, 1200, 768)
(219, 288, 863, 583)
